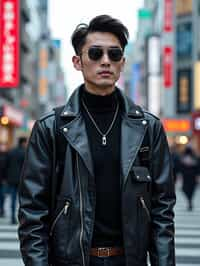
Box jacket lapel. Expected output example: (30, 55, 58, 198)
(58, 86, 94, 177)
(61, 115, 94, 178)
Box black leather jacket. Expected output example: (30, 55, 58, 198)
(18, 86, 176, 266)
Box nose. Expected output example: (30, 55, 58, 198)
(100, 51, 110, 65)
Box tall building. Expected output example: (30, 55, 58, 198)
(0, 0, 67, 147)
(125, 0, 200, 151)
(0, 0, 31, 147)
(123, 2, 156, 109)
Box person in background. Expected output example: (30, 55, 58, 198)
(170, 143, 181, 184)
(18, 15, 175, 266)
(6, 137, 27, 224)
(0, 143, 8, 217)
(179, 146, 200, 211)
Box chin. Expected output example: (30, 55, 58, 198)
(97, 81, 115, 88)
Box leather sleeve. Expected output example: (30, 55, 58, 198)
(18, 119, 53, 266)
(149, 119, 176, 266)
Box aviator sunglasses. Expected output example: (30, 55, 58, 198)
(83, 46, 123, 62)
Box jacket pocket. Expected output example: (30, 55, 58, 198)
(50, 199, 71, 236)
(49, 197, 71, 258)
(131, 166, 151, 195)
(137, 195, 151, 260)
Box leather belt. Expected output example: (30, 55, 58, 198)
(90, 247, 124, 257)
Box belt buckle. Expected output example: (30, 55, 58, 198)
(97, 247, 110, 257)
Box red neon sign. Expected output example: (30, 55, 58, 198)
(0, 0, 20, 88)
(163, 46, 173, 88)
(164, 0, 173, 32)
(162, 119, 191, 132)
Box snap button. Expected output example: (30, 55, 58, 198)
(142, 120, 147, 125)
(63, 128, 68, 132)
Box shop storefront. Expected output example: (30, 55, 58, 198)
(0, 104, 24, 147)
(191, 111, 200, 155)
(162, 118, 191, 153)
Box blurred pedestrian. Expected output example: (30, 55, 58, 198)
(18, 15, 175, 266)
(6, 137, 27, 224)
(179, 146, 200, 211)
(170, 144, 181, 183)
(0, 143, 8, 217)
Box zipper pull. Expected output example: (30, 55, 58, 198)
(140, 196, 151, 220)
(64, 201, 70, 215)
(140, 197, 145, 208)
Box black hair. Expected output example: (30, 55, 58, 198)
(71, 15, 129, 54)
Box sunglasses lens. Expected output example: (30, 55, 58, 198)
(88, 47, 103, 61)
(108, 48, 123, 61)
(87, 47, 123, 61)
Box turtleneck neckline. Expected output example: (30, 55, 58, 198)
(82, 88, 118, 111)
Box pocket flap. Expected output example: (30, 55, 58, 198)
(131, 166, 151, 182)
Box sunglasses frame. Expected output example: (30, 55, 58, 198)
(82, 46, 124, 62)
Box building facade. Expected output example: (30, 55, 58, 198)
(0, 0, 67, 147)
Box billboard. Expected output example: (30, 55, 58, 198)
(176, 22, 192, 59)
(162, 118, 191, 133)
(177, 68, 192, 113)
(176, 0, 192, 16)
(147, 35, 160, 75)
(192, 111, 200, 135)
(130, 63, 141, 104)
(194, 62, 200, 110)
(0, 0, 20, 88)
(147, 76, 161, 116)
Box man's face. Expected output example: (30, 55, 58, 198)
(72, 32, 125, 95)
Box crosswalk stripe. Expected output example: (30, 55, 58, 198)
(175, 230, 200, 236)
(0, 242, 20, 250)
(0, 259, 23, 265)
(175, 237, 200, 244)
(174, 185, 200, 265)
(0, 232, 18, 239)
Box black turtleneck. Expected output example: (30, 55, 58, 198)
(81, 88, 123, 247)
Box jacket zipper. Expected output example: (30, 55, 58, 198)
(49, 201, 70, 236)
(139, 196, 151, 221)
(76, 153, 85, 266)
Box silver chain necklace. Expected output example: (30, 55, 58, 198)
(82, 99, 119, 146)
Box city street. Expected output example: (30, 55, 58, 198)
(0, 184, 200, 266)
(0, 0, 199, 264)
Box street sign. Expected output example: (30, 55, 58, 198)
(0, 0, 20, 88)
(164, 0, 173, 32)
(163, 46, 173, 88)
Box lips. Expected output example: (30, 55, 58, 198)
(98, 71, 112, 75)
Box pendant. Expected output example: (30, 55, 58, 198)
(102, 135, 106, 145)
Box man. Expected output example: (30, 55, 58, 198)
(18, 15, 176, 266)
(6, 137, 27, 224)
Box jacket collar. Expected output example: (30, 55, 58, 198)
(60, 84, 145, 119)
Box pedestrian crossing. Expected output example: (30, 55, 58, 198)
(175, 184, 200, 266)
(0, 185, 200, 265)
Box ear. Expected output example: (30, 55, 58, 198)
(72, 55, 82, 71)
(120, 57, 126, 72)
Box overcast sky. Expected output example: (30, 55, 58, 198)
(49, 0, 144, 95)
